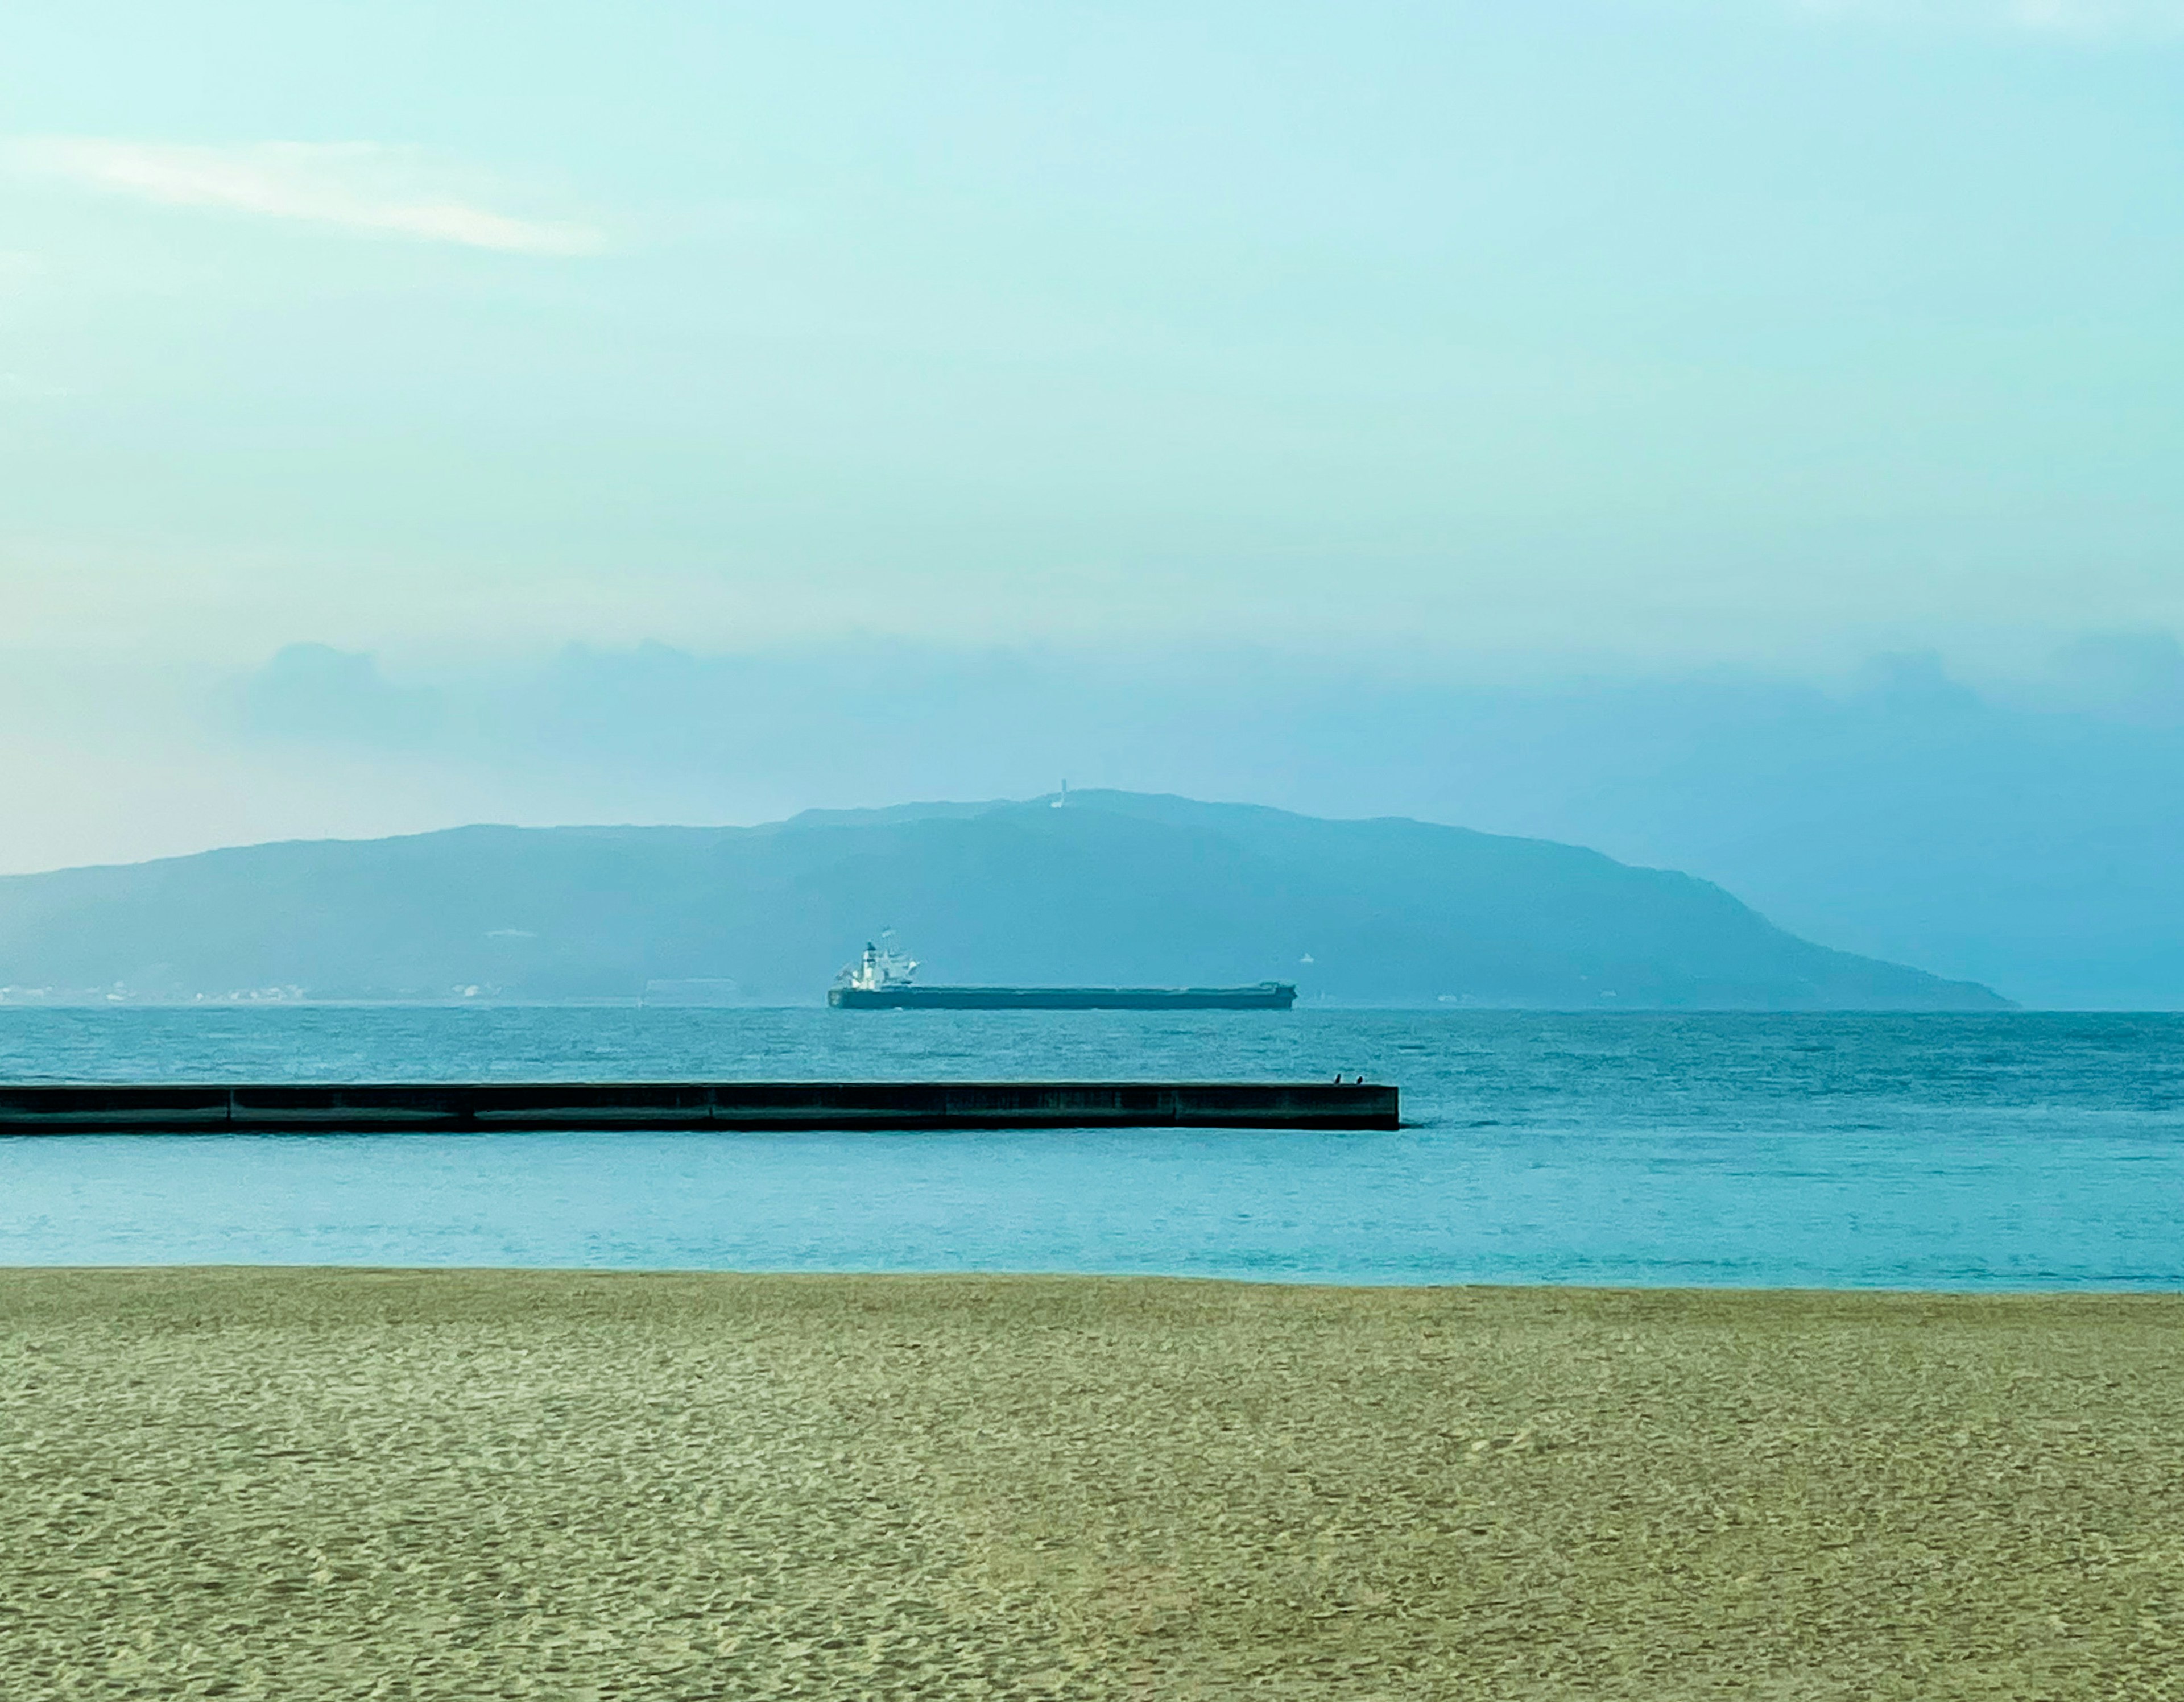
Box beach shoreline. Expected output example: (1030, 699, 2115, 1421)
(6, 1269, 2180, 1697)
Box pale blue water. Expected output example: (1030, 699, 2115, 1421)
(2, 1008, 2181, 1287)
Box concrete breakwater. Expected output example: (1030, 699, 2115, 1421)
(0, 1080, 1399, 1133)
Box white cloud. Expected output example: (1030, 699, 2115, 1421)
(7, 138, 603, 256)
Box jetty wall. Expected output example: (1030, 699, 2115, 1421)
(0, 1081, 1399, 1134)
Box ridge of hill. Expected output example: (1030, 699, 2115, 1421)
(0, 791, 2011, 1008)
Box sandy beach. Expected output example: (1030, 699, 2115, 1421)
(3, 1270, 2179, 1699)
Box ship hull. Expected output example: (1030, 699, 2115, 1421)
(829, 983, 1297, 1011)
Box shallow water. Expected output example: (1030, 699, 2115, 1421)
(3, 1007, 2181, 1285)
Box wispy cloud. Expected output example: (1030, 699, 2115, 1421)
(7, 138, 603, 256)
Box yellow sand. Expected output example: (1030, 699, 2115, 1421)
(3, 1270, 2181, 1699)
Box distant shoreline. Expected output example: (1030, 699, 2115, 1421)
(1, 997, 2108, 1011)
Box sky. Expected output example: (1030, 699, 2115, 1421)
(4, 1, 2184, 999)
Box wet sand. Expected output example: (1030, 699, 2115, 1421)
(3, 1270, 2180, 1699)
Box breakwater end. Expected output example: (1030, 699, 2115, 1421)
(0, 1080, 1399, 1134)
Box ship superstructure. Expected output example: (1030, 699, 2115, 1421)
(836, 935, 920, 995)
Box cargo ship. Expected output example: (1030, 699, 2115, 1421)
(828, 939, 1297, 1011)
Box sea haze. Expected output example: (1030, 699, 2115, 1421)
(2, 1007, 2179, 1287)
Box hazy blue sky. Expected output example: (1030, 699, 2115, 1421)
(6, 2, 2184, 1002)
(6, 0, 2183, 669)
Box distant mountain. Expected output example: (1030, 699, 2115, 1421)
(0, 791, 2011, 1008)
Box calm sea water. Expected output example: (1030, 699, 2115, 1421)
(3, 1008, 2181, 1287)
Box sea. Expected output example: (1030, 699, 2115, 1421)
(2, 1007, 2181, 1288)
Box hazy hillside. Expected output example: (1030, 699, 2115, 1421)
(0, 792, 2009, 1008)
